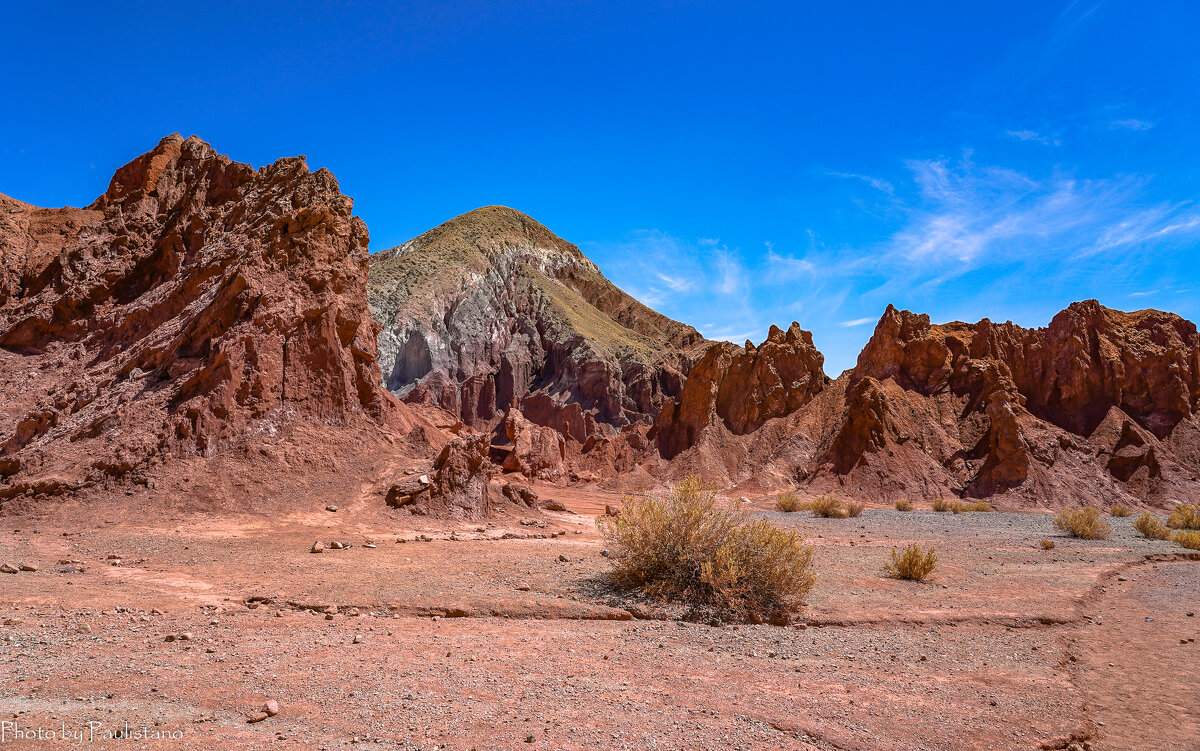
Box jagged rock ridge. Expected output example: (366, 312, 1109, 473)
(0, 134, 395, 501)
(368, 206, 708, 443)
(655, 301, 1200, 508)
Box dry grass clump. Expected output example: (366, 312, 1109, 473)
(1133, 512, 1171, 540)
(884, 544, 938, 582)
(775, 492, 807, 513)
(1173, 530, 1200, 550)
(1109, 505, 1132, 518)
(894, 499, 914, 512)
(845, 500, 865, 518)
(809, 495, 847, 518)
(933, 498, 992, 514)
(1167, 503, 1200, 530)
(597, 476, 816, 622)
(1040, 539, 1055, 550)
(1053, 507, 1111, 540)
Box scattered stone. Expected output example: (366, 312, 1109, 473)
(76, 624, 91, 634)
(557, 554, 570, 563)
(310, 542, 324, 554)
(0, 564, 17, 574)
(179, 632, 194, 641)
(18, 564, 38, 572)
(262, 699, 280, 717)
(352, 634, 363, 644)
(325, 505, 338, 512)
(247, 712, 269, 724)
(516, 583, 532, 592)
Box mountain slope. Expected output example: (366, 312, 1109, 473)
(368, 206, 708, 441)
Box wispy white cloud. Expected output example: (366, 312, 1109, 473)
(839, 317, 876, 328)
(1111, 118, 1154, 131)
(1128, 290, 1157, 297)
(1006, 129, 1061, 146)
(655, 272, 694, 292)
(827, 170, 895, 195)
(886, 153, 1200, 268)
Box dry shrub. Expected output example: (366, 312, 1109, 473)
(1173, 530, 1200, 550)
(1133, 512, 1171, 540)
(1053, 507, 1111, 540)
(810, 495, 848, 518)
(1109, 505, 1132, 518)
(845, 500, 865, 518)
(776, 492, 807, 513)
(895, 499, 914, 512)
(1039, 539, 1055, 550)
(935, 499, 992, 514)
(884, 544, 938, 581)
(597, 476, 816, 622)
(1167, 503, 1200, 530)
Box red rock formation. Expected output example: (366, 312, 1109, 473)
(655, 322, 828, 458)
(0, 135, 396, 502)
(655, 301, 1200, 508)
(387, 434, 498, 518)
(809, 302, 1200, 506)
(500, 408, 566, 480)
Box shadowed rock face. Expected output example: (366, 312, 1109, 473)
(368, 206, 707, 440)
(0, 135, 392, 500)
(654, 322, 829, 459)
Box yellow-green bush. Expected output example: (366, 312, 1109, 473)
(810, 495, 848, 518)
(845, 500, 865, 518)
(597, 476, 816, 622)
(775, 492, 807, 512)
(931, 498, 953, 512)
(1133, 512, 1171, 540)
(894, 499, 914, 512)
(1172, 530, 1200, 550)
(1167, 503, 1200, 530)
(884, 544, 938, 581)
(1054, 507, 1111, 540)
(1039, 539, 1055, 550)
(1109, 505, 1132, 518)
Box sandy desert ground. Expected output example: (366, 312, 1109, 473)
(1, 487, 1197, 751)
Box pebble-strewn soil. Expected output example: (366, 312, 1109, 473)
(1, 490, 1197, 750)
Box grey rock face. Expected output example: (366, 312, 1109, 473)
(368, 206, 706, 438)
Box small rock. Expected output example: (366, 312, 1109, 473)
(352, 634, 363, 644)
(164, 634, 176, 642)
(0, 564, 17, 574)
(247, 712, 269, 724)
(18, 564, 38, 572)
(76, 624, 91, 634)
(557, 554, 570, 563)
(179, 632, 193, 641)
(516, 583, 532, 592)
(418, 474, 431, 485)
(262, 699, 280, 716)
(364, 543, 377, 549)
(600, 549, 611, 558)
(325, 505, 338, 512)
(310, 542, 324, 554)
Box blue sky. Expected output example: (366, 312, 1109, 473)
(2, 1, 1197, 373)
